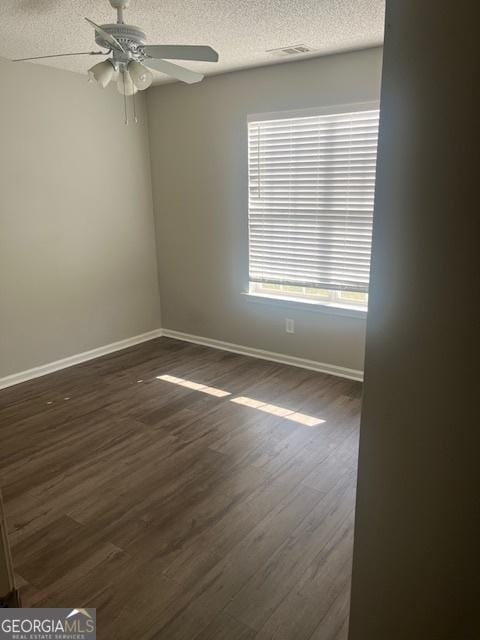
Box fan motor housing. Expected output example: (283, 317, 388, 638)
(95, 23, 146, 54)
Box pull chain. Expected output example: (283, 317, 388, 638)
(122, 71, 128, 125)
(132, 88, 138, 124)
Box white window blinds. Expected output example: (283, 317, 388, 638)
(248, 106, 380, 293)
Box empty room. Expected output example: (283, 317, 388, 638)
(0, 1, 477, 639)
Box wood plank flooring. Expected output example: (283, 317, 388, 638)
(0, 337, 361, 640)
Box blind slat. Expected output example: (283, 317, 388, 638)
(248, 107, 379, 293)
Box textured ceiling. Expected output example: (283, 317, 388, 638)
(0, 0, 385, 84)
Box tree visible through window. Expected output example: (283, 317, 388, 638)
(247, 105, 380, 310)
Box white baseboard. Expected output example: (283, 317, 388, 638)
(0, 326, 363, 391)
(0, 329, 163, 391)
(162, 329, 363, 382)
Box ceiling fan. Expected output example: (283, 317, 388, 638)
(13, 0, 219, 122)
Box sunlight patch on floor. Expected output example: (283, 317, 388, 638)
(156, 374, 231, 397)
(231, 396, 325, 426)
(156, 375, 325, 426)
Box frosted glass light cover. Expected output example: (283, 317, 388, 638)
(117, 70, 138, 95)
(129, 61, 153, 90)
(87, 60, 114, 88)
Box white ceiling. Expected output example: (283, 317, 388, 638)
(0, 0, 385, 84)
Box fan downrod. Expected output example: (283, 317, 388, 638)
(109, 0, 130, 24)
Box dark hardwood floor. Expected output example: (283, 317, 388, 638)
(0, 337, 361, 639)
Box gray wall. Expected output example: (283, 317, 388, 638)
(0, 59, 161, 378)
(147, 48, 383, 372)
(349, 2, 478, 638)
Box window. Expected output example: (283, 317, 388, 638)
(247, 104, 380, 311)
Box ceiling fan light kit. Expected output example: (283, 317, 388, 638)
(13, 0, 219, 125)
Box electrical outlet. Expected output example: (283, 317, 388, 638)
(285, 318, 295, 334)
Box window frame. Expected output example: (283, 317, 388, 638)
(245, 101, 380, 317)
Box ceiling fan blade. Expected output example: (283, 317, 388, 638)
(85, 17, 126, 53)
(12, 51, 106, 62)
(144, 45, 219, 62)
(144, 58, 204, 84)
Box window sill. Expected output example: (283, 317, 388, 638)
(242, 292, 367, 319)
